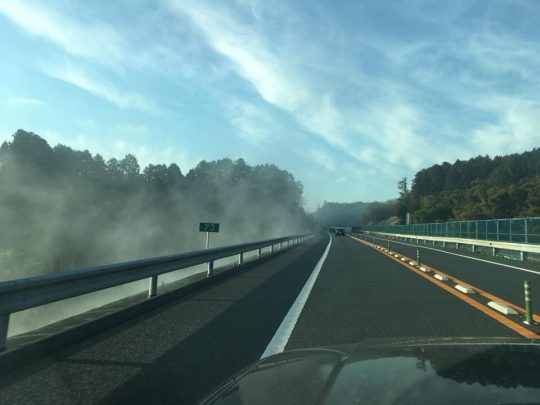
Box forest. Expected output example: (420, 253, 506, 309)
(318, 148, 540, 226)
(0, 130, 315, 279)
(406, 149, 540, 223)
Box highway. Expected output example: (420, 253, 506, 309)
(1, 233, 538, 404)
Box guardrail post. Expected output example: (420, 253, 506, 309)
(520, 251, 526, 261)
(257, 248, 262, 258)
(207, 261, 214, 277)
(524, 281, 533, 324)
(471, 245, 476, 253)
(271, 244, 274, 253)
(492, 247, 497, 256)
(238, 252, 244, 265)
(148, 275, 158, 298)
(416, 248, 421, 266)
(0, 314, 9, 352)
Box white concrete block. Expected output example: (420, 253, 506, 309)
(487, 301, 518, 315)
(455, 284, 474, 294)
(434, 274, 448, 281)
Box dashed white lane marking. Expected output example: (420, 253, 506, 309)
(368, 236, 540, 276)
(260, 234, 332, 359)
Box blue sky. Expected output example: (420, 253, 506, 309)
(1, 0, 539, 211)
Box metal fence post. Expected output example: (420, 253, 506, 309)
(496, 220, 500, 241)
(525, 219, 528, 244)
(510, 220, 512, 242)
(148, 275, 158, 298)
(0, 314, 9, 351)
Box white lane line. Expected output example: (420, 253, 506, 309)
(260, 234, 332, 359)
(369, 236, 540, 276)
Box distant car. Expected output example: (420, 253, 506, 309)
(335, 228, 345, 236)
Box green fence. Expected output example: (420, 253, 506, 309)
(363, 217, 540, 244)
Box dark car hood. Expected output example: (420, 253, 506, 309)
(199, 337, 540, 404)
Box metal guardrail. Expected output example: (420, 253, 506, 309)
(362, 231, 540, 261)
(0, 233, 313, 351)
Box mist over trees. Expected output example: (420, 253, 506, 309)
(313, 201, 368, 227)
(0, 130, 315, 280)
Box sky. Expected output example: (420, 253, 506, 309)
(1, 0, 539, 211)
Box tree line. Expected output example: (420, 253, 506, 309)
(0, 130, 315, 279)
(317, 148, 540, 226)
(364, 148, 540, 224)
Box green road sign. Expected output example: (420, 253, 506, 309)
(199, 222, 220, 232)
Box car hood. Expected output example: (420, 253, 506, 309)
(199, 337, 540, 404)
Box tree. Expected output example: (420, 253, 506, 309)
(397, 177, 409, 223)
(119, 154, 140, 177)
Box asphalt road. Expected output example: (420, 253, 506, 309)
(0, 232, 530, 404)
(368, 235, 540, 315)
(286, 234, 518, 350)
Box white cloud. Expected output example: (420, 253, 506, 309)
(42, 63, 158, 113)
(470, 98, 540, 157)
(229, 101, 273, 143)
(0, 1, 129, 70)
(6, 97, 43, 106)
(169, 2, 354, 152)
(305, 148, 336, 172)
